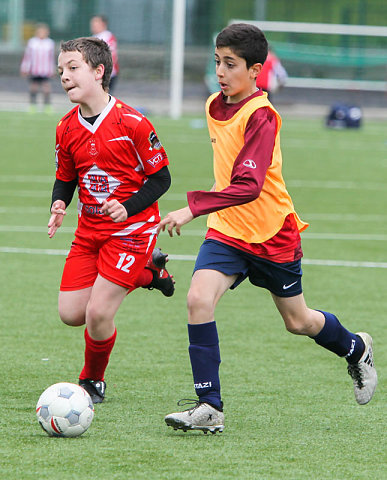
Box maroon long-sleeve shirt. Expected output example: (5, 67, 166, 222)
(187, 90, 302, 263)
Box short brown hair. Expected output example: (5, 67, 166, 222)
(60, 37, 112, 91)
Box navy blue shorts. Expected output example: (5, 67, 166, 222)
(193, 239, 303, 298)
(29, 76, 50, 83)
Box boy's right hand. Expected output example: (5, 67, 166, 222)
(157, 206, 194, 237)
(48, 200, 66, 238)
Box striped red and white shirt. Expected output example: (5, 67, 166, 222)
(94, 30, 119, 77)
(20, 36, 55, 78)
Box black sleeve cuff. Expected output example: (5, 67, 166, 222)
(51, 178, 78, 208)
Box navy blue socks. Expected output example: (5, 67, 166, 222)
(188, 321, 222, 410)
(311, 311, 365, 363)
(188, 313, 363, 410)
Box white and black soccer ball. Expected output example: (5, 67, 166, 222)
(36, 382, 94, 437)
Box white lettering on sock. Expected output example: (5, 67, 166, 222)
(194, 381, 212, 389)
(345, 339, 356, 358)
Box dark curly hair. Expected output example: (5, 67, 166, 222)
(216, 23, 268, 68)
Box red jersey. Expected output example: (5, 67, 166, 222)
(256, 51, 288, 93)
(55, 96, 169, 236)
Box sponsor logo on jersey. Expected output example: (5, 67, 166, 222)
(84, 205, 104, 215)
(89, 174, 109, 193)
(243, 159, 256, 169)
(147, 153, 163, 167)
(87, 137, 99, 157)
(148, 131, 162, 150)
(83, 164, 121, 203)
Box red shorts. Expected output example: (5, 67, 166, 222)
(60, 228, 157, 292)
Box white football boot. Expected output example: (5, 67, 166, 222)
(347, 332, 377, 405)
(165, 400, 224, 434)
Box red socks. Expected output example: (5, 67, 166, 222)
(134, 268, 153, 288)
(79, 328, 117, 381)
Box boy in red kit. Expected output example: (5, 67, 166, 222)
(48, 37, 174, 404)
(159, 24, 377, 434)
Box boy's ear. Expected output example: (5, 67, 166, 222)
(250, 63, 263, 79)
(95, 63, 105, 82)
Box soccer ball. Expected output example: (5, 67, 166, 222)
(36, 382, 94, 437)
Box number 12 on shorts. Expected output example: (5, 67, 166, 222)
(116, 253, 135, 273)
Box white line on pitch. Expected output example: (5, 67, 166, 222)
(283, 138, 386, 152)
(1, 225, 387, 241)
(0, 207, 49, 214)
(0, 175, 52, 183)
(0, 246, 386, 269)
(0, 207, 78, 214)
(1, 208, 386, 224)
(0, 176, 386, 192)
(0, 246, 69, 255)
(302, 259, 387, 269)
(301, 213, 387, 222)
(302, 233, 387, 241)
(0, 190, 50, 197)
(286, 179, 385, 191)
(0, 225, 75, 233)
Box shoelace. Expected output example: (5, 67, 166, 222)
(347, 363, 364, 389)
(177, 398, 201, 414)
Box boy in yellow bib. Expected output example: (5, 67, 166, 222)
(159, 23, 377, 434)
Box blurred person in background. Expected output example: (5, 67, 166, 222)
(90, 15, 119, 93)
(20, 23, 56, 113)
(255, 46, 288, 102)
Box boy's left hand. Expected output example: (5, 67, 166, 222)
(101, 199, 128, 222)
(48, 199, 66, 238)
(157, 206, 194, 236)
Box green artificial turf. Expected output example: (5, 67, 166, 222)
(0, 111, 386, 479)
